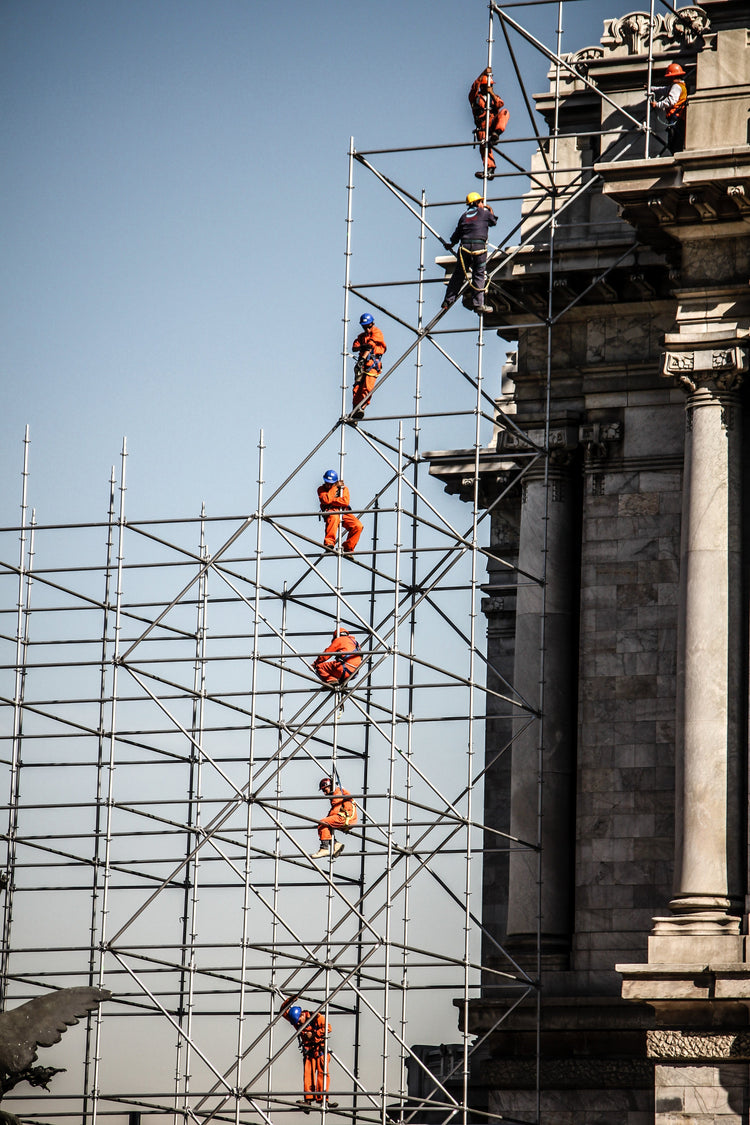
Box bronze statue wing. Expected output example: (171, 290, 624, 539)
(0, 987, 111, 1073)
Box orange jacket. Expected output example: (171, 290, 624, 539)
(318, 481, 351, 511)
(314, 631, 362, 684)
(282, 1001, 331, 1060)
(353, 326, 387, 358)
(666, 80, 688, 120)
(326, 786, 357, 826)
(468, 74, 504, 120)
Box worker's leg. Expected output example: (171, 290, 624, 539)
(470, 251, 488, 310)
(323, 512, 340, 548)
(318, 812, 347, 842)
(341, 512, 363, 553)
(668, 117, 685, 154)
(352, 374, 377, 412)
(442, 252, 468, 309)
(303, 1056, 315, 1101)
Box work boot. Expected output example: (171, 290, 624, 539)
(475, 304, 493, 314)
(311, 842, 331, 859)
(332, 840, 345, 857)
(296, 1101, 312, 1114)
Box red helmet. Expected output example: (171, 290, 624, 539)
(665, 62, 685, 78)
(319, 777, 333, 792)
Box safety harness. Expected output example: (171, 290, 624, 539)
(456, 245, 488, 292)
(354, 350, 383, 381)
(333, 634, 360, 681)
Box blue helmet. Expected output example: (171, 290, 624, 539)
(323, 469, 339, 484)
(359, 313, 374, 327)
(288, 1004, 303, 1026)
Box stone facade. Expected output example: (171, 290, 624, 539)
(429, 2, 750, 1121)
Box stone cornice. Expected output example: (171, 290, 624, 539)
(597, 152, 750, 249)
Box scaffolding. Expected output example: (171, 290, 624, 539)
(1, 3, 687, 1124)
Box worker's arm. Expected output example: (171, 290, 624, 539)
(651, 82, 680, 110)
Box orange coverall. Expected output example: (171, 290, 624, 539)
(317, 481, 363, 552)
(281, 1001, 331, 1104)
(468, 72, 508, 175)
(313, 631, 362, 685)
(317, 786, 358, 843)
(352, 325, 387, 414)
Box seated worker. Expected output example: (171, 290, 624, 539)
(468, 67, 509, 180)
(313, 628, 362, 686)
(351, 312, 387, 419)
(311, 776, 358, 860)
(280, 997, 336, 1111)
(317, 470, 363, 554)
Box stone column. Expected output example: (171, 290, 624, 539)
(650, 344, 747, 961)
(505, 456, 577, 965)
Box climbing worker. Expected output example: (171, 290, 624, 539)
(441, 193, 497, 315)
(351, 312, 387, 419)
(650, 61, 688, 154)
(313, 628, 362, 687)
(311, 776, 358, 860)
(280, 997, 337, 1111)
(317, 470, 363, 554)
(468, 68, 509, 180)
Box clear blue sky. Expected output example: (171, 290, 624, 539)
(1, 0, 622, 527)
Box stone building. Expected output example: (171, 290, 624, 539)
(429, 2, 750, 1121)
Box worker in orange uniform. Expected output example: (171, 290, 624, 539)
(317, 470, 363, 554)
(311, 776, 358, 860)
(351, 312, 387, 419)
(313, 628, 362, 687)
(468, 68, 509, 180)
(650, 61, 688, 154)
(280, 997, 337, 1112)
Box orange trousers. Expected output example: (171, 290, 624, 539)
(303, 1052, 330, 1101)
(352, 374, 377, 413)
(318, 810, 357, 842)
(323, 511, 363, 552)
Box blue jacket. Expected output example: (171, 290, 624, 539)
(449, 205, 497, 249)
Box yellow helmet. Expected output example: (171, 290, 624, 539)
(466, 191, 482, 205)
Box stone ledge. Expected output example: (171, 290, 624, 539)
(647, 1029, 750, 1060)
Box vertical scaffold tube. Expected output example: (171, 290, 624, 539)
(83, 467, 116, 1125)
(92, 437, 128, 1125)
(1, 427, 32, 1004)
(235, 432, 266, 1124)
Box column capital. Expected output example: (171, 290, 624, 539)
(662, 334, 749, 394)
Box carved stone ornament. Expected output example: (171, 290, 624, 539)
(481, 596, 507, 616)
(575, 7, 710, 64)
(727, 183, 750, 214)
(579, 421, 623, 459)
(647, 1029, 750, 1061)
(665, 6, 710, 45)
(613, 12, 658, 54)
(569, 46, 605, 76)
(665, 352, 694, 373)
(662, 344, 749, 390)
